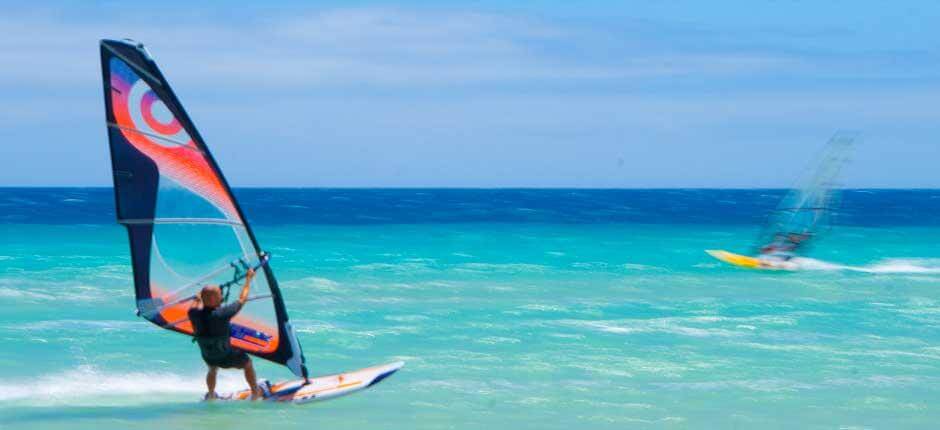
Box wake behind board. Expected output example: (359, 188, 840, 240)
(705, 250, 798, 271)
(217, 361, 403, 404)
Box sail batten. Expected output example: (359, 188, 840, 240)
(119, 218, 245, 226)
(101, 39, 307, 378)
(107, 123, 202, 151)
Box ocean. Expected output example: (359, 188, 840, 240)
(2, 188, 940, 429)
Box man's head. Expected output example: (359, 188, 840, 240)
(200, 285, 223, 308)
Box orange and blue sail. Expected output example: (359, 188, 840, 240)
(99, 39, 307, 378)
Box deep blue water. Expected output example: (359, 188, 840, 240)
(3, 187, 940, 225)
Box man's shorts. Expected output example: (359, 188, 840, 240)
(204, 349, 249, 369)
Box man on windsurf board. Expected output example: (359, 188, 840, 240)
(189, 268, 264, 400)
(759, 232, 811, 261)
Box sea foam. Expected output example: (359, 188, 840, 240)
(0, 365, 247, 405)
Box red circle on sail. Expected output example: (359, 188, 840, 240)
(141, 91, 183, 136)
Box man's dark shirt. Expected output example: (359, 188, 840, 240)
(189, 302, 242, 337)
(188, 302, 243, 361)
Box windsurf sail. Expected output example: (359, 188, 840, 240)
(100, 39, 307, 378)
(754, 133, 856, 258)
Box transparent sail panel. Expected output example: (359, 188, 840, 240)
(140, 222, 280, 354)
(155, 177, 236, 222)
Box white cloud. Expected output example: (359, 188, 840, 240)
(0, 6, 809, 90)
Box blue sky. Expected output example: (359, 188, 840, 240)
(2, 1, 940, 187)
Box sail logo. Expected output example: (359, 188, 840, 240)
(109, 58, 240, 221)
(120, 71, 193, 148)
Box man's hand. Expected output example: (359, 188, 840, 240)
(238, 268, 255, 305)
(191, 293, 203, 309)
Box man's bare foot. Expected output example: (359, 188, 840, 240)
(204, 392, 219, 401)
(250, 388, 264, 400)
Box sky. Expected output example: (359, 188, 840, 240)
(2, 1, 940, 188)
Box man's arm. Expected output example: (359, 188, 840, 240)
(238, 268, 255, 305)
(190, 294, 202, 308)
(217, 269, 256, 319)
(187, 295, 201, 326)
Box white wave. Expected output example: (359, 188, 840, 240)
(285, 276, 341, 291)
(415, 378, 518, 396)
(0, 287, 55, 301)
(571, 262, 608, 269)
(7, 319, 143, 332)
(656, 378, 816, 393)
(0, 365, 247, 405)
(546, 333, 585, 340)
(384, 314, 430, 322)
(823, 375, 923, 388)
(852, 258, 940, 274)
(0, 284, 123, 304)
(735, 341, 940, 360)
(565, 318, 742, 338)
(513, 396, 554, 406)
(787, 257, 849, 271)
(566, 363, 633, 377)
(0, 276, 130, 304)
(403, 257, 437, 263)
(659, 374, 931, 394)
(453, 263, 547, 273)
(783, 257, 940, 274)
(518, 303, 568, 312)
(351, 262, 432, 272)
(475, 336, 521, 345)
(293, 320, 337, 334)
(381, 282, 427, 291)
(598, 356, 697, 378)
(562, 314, 798, 339)
(268, 246, 296, 252)
(621, 263, 661, 271)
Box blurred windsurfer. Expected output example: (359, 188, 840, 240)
(759, 232, 810, 261)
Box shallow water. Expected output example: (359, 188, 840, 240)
(2, 189, 940, 429)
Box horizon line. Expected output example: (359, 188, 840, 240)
(2, 186, 940, 191)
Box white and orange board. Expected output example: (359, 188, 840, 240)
(217, 361, 404, 404)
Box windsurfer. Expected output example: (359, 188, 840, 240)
(189, 268, 263, 400)
(759, 232, 811, 260)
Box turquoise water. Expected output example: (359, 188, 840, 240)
(4, 191, 940, 428)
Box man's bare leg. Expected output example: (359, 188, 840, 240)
(205, 366, 219, 400)
(243, 359, 263, 400)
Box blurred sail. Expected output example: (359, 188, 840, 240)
(756, 133, 856, 257)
